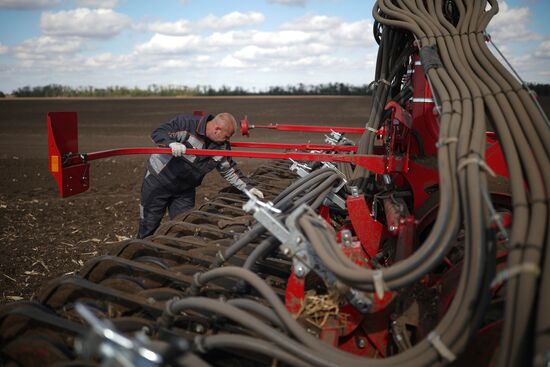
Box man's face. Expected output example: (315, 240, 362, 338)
(208, 121, 234, 143)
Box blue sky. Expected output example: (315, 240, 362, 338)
(0, 0, 549, 93)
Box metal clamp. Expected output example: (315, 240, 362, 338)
(74, 303, 163, 367)
(289, 158, 312, 177)
(346, 288, 372, 314)
(325, 130, 355, 147)
(324, 130, 344, 145)
(242, 191, 287, 244)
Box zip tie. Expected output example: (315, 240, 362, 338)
(457, 157, 496, 177)
(372, 270, 387, 300)
(164, 298, 177, 317)
(193, 272, 204, 288)
(216, 250, 226, 263)
(194, 335, 207, 353)
(481, 189, 509, 242)
(366, 127, 378, 134)
(491, 263, 541, 288)
(435, 137, 458, 148)
(427, 332, 456, 362)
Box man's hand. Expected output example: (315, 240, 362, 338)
(249, 187, 264, 199)
(169, 142, 187, 157)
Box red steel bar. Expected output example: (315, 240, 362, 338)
(230, 141, 357, 152)
(251, 123, 365, 134)
(65, 148, 384, 173)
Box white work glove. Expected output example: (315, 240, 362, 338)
(249, 187, 264, 199)
(169, 142, 187, 157)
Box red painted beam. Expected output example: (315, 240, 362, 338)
(252, 124, 365, 134)
(64, 147, 384, 173)
(230, 141, 358, 152)
(239, 117, 366, 136)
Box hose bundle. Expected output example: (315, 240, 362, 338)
(86, 1, 549, 366)
(188, 1, 550, 366)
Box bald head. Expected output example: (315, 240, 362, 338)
(205, 112, 237, 143)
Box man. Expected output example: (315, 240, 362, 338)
(137, 112, 263, 239)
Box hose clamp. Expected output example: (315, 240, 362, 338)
(427, 331, 456, 362)
(491, 263, 541, 288)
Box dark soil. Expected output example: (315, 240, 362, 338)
(0, 96, 372, 303)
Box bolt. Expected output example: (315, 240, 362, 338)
(350, 186, 359, 197)
(356, 337, 367, 349)
(194, 324, 205, 334)
(389, 225, 397, 233)
(294, 264, 306, 278)
(341, 230, 352, 248)
(282, 247, 292, 256)
(146, 297, 156, 305)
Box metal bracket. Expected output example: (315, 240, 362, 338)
(242, 190, 287, 242)
(325, 130, 355, 146)
(242, 199, 371, 314)
(289, 158, 312, 177)
(322, 163, 348, 210)
(74, 303, 163, 367)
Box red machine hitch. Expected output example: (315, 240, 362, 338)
(47, 112, 381, 198)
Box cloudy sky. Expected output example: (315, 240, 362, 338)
(0, 0, 549, 93)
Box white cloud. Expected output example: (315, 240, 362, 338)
(0, 42, 8, 54)
(136, 33, 202, 54)
(41, 8, 131, 38)
(199, 11, 265, 30)
(206, 31, 249, 48)
(220, 55, 246, 68)
(250, 30, 314, 46)
(488, 1, 540, 42)
(281, 16, 374, 47)
(268, 0, 306, 7)
(281, 14, 341, 31)
(74, 0, 119, 8)
(14, 36, 82, 60)
(328, 20, 374, 46)
(145, 20, 192, 36)
(534, 40, 550, 59)
(140, 11, 266, 36)
(288, 55, 344, 67)
(0, 0, 59, 10)
(233, 43, 330, 62)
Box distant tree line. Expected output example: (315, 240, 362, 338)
(6, 83, 374, 97)
(2, 82, 550, 98)
(527, 83, 550, 97)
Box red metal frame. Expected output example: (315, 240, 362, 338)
(47, 112, 383, 198)
(240, 116, 366, 136)
(346, 195, 384, 259)
(230, 141, 358, 152)
(48, 112, 90, 197)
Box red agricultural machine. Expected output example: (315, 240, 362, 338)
(2, 1, 550, 366)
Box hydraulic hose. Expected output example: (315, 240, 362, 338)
(199, 334, 314, 367)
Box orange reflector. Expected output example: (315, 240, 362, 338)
(51, 155, 59, 173)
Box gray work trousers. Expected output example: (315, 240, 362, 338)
(137, 172, 195, 239)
